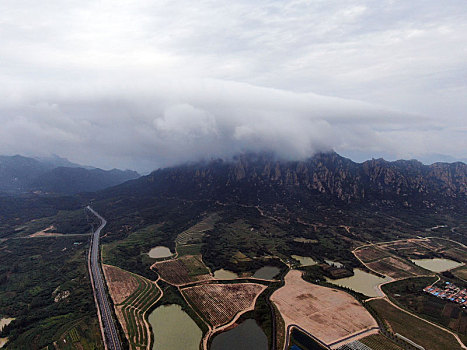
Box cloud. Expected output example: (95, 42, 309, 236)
(0, 78, 438, 172)
(0, 1, 466, 171)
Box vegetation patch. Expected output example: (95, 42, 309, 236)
(368, 298, 463, 350)
(54, 318, 103, 350)
(102, 224, 171, 279)
(0, 236, 103, 350)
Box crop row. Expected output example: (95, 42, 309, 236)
(119, 275, 161, 350)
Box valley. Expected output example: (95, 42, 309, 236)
(0, 152, 466, 350)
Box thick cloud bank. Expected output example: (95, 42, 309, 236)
(0, 79, 431, 172)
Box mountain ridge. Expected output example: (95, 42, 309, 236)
(0, 155, 139, 194)
(100, 152, 466, 211)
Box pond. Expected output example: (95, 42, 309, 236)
(411, 258, 463, 273)
(211, 319, 268, 350)
(148, 246, 173, 259)
(292, 255, 317, 266)
(0, 318, 14, 349)
(253, 266, 280, 280)
(325, 268, 391, 297)
(213, 269, 238, 279)
(148, 304, 202, 350)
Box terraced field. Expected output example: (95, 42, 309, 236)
(103, 265, 161, 350)
(175, 213, 220, 245)
(181, 282, 266, 327)
(151, 255, 212, 286)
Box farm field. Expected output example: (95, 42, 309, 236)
(444, 247, 467, 263)
(355, 242, 431, 279)
(181, 282, 266, 327)
(359, 333, 403, 350)
(361, 238, 467, 264)
(103, 264, 161, 350)
(365, 256, 427, 279)
(368, 298, 463, 350)
(271, 270, 378, 348)
(55, 318, 103, 350)
(382, 276, 467, 341)
(175, 213, 220, 245)
(354, 245, 391, 263)
(151, 255, 212, 286)
(453, 266, 467, 281)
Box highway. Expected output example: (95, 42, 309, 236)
(87, 206, 122, 350)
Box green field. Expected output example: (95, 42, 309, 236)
(55, 319, 103, 350)
(369, 298, 462, 350)
(102, 224, 170, 279)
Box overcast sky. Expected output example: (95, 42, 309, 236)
(1, 0, 466, 172)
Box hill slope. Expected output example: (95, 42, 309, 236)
(0, 155, 139, 194)
(108, 152, 466, 209)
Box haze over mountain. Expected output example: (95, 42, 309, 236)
(0, 155, 139, 194)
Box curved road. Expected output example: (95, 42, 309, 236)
(87, 206, 122, 350)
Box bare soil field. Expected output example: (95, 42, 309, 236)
(28, 225, 65, 237)
(181, 282, 266, 327)
(151, 255, 212, 286)
(271, 270, 378, 348)
(103, 264, 140, 304)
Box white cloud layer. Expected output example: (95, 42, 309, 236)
(0, 0, 466, 172)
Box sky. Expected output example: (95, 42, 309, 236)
(1, 0, 466, 173)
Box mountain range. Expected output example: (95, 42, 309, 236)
(106, 152, 466, 210)
(0, 155, 139, 194)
